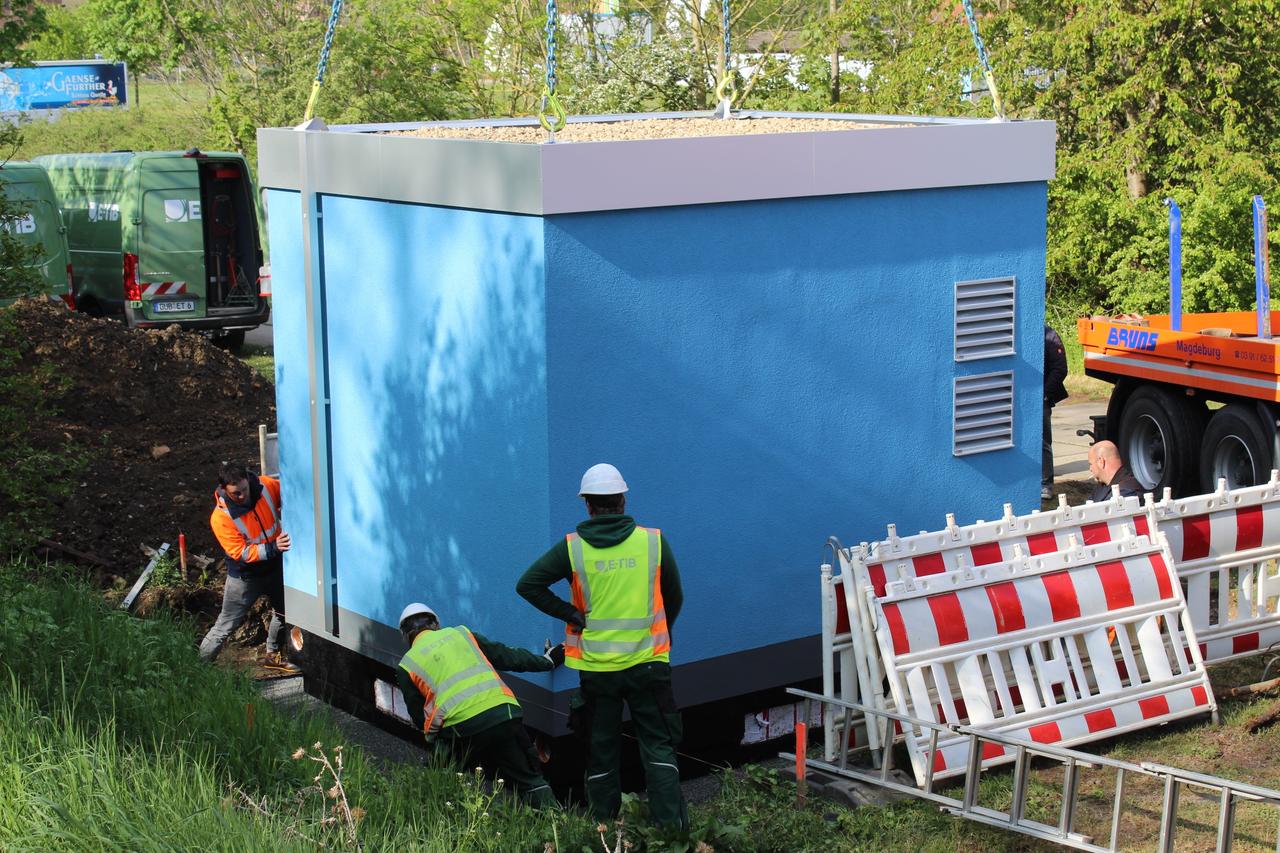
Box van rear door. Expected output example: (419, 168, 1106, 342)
(198, 159, 262, 315)
(136, 162, 205, 321)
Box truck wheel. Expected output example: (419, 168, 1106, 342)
(1118, 385, 1204, 496)
(1200, 404, 1272, 491)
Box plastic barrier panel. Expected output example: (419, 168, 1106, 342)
(1152, 474, 1280, 663)
(863, 491, 1147, 599)
(829, 492, 1148, 754)
(820, 561, 862, 760)
(872, 533, 1214, 785)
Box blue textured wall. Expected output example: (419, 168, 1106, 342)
(269, 190, 553, 643)
(318, 197, 550, 632)
(270, 180, 1048, 690)
(544, 182, 1048, 665)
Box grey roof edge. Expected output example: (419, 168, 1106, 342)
(258, 126, 544, 215)
(258, 114, 1056, 215)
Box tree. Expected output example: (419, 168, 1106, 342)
(787, 0, 1280, 316)
(998, 0, 1280, 313)
(70, 0, 206, 76)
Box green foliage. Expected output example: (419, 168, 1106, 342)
(0, 0, 46, 65)
(62, 0, 207, 76)
(583, 790, 749, 852)
(563, 30, 705, 114)
(26, 4, 95, 62)
(999, 0, 1280, 313)
(14, 81, 220, 159)
(148, 552, 184, 589)
(0, 312, 83, 552)
(61, 0, 468, 158)
(765, 0, 1280, 316)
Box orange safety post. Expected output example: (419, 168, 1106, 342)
(796, 721, 808, 807)
(179, 532, 188, 577)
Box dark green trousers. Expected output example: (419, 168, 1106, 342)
(577, 661, 687, 829)
(439, 719, 556, 808)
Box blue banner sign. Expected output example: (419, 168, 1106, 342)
(0, 61, 129, 113)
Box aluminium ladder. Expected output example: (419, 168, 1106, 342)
(787, 688, 1280, 853)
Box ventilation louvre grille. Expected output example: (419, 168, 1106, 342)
(954, 371, 1014, 456)
(955, 277, 1016, 362)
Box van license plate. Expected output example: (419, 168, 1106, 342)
(152, 300, 195, 314)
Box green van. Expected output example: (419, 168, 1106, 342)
(0, 161, 74, 307)
(35, 150, 268, 348)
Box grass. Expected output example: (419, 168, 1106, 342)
(0, 558, 604, 851)
(239, 344, 274, 382)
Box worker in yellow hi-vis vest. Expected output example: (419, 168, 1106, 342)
(516, 463, 687, 829)
(395, 602, 562, 807)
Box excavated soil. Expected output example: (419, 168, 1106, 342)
(390, 116, 889, 144)
(2, 299, 274, 599)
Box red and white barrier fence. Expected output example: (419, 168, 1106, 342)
(874, 532, 1213, 783)
(1153, 473, 1280, 663)
(821, 474, 1280, 769)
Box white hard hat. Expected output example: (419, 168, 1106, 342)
(398, 602, 437, 628)
(579, 463, 629, 496)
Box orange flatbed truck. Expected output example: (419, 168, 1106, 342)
(1079, 312, 1280, 496)
(1079, 197, 1278, 496)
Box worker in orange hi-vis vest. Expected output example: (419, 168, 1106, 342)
(199, 461, 298, 673)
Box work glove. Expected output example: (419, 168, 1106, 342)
(544, 643, 566, 668)
(566, 610, 586, 633)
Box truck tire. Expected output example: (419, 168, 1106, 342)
(1118, 385, 1204, 496)
(1200, 404, 1273, 492)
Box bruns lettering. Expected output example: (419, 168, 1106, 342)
(592, 557, 638, 573)
(1106, 327, 1159, 351)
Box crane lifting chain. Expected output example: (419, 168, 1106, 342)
(960, 0, 1006, 121)
(304, 0, 346, 123)
(714, 0, 736, 116)
(538, 0, 568, 139)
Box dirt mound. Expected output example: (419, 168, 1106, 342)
(2, 299, 274, 576)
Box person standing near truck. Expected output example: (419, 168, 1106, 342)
(395, 602, 560, 807)
(516, 463, 687, 830)
(1043, 324, 1070, 500)
(200, 461, 298, 672)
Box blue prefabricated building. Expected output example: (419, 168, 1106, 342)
(257, 112, 1057, 734)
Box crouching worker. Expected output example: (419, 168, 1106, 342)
(396, 602, 562, 807)
(200, 461, 298, 673)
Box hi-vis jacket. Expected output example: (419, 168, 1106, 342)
(210, 474, 283, 578)
(565, 526, 671, 672)
(516, 514, 684, 670)
(398, 626, 518, 738)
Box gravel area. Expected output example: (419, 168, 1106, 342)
(390, 116, 889, 144)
